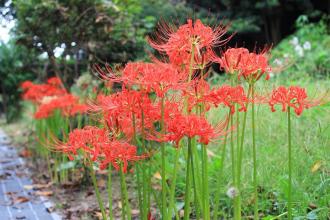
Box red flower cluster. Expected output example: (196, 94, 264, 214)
(207, 85, 249, 114)
(148, 19, 229, 69)
(57, 126, 144, 173)
(269, 86, 318, 115)
(214, 48, 271, 82)
(21, 77, 66, 103)
(34, 94, 88, 119)
(161, 114, 226, 146)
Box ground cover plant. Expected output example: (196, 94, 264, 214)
(18, 18, 330, 220)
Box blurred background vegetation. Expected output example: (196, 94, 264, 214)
(0, 0, 329, 122)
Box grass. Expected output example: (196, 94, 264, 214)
(1, 18, 329, 220)
(205, 70, 330, 219)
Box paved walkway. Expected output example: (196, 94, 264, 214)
(0, 129, 62, 220)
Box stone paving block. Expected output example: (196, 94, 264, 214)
(0, 129, 62, 220)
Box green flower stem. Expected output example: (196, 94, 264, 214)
(89, 162, 107, 220)
(141, 109, 151, 220)
(132, 113, 144, 219)
(190, 138, 203, 216)
(231, 112, 239, 220)
(202, 144, 210, 220)
(120, 163, 132, 220)
(168, 148, 181, 220)
(184, 138, 192, 220)
(213, 111, 231, 219)
(160, 96, 168, 219)
(287, 107, 292, 220)
(191, 147, 202, 220)
(251, 85, 259, 220)
(236, 84, 252, 186)
(108, 165, 114, 220)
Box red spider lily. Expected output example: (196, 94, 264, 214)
(99, 141, 146, 173)
(269, 86, 319, 115)
(151, 113, 227, 146)
(239, 51, 271, 82)
(91, 89, 158, 139)
(21, 79, 67, 103)
(46, 77, 63, 87)
(206, 85, 248, 114)
(21, 80, 34, 91)
(148, 19, 229, 69)
(56, 126, 109, 161)
(214, 48, 249, 74)
(97, 61, 188, 97)
(183, 79, 212, 113)
(34, 94, 88, 119)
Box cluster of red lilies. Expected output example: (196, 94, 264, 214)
(21, 77, 88, 119)
(21, 19, 323, 220)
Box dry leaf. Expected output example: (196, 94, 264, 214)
(153, 171, 162, 180)
(94, 211, 103, 220)
(97, 179, 106, 188)
(14, 196, 29, 204)
(24, 182, 52, 190)
(131, 209, 140, 216)
(311, 161, 322, 173)
(23, 185, 34, 190)
(179, 209, 184, 218)
(207, 149, 215, 158)
(35, 191, 53, 196)
(46, 206, 55, 213)
(308, 203, 317, 210)
(19, 149, 32, 158)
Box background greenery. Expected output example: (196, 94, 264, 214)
(0, 0, 329, 122)
(0, 0, 329, 219)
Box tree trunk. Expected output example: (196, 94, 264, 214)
(46, 47, 61, 78)
(0, 80, 8, 122)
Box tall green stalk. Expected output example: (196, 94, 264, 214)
(202, 144, 210, 220)
(141, 110, 149, 220)
(213, 112, 231, 219)
(184, 138, 192, 220)
(120, 163, 132, 220)
(251, 85, 258, 220)
(108, 165, 114, 220)
(168, 148, 181, 220)
(231, 113, 240, 220)
(287, 107, 292, 220)
(160, 96, 168, 219)
(89, 162, 107, 220)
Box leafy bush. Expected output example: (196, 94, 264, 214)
(0, 41, 37, 122)
(271, 16, 330, 80)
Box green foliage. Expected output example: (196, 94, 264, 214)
(271, 17, 330, 80)
(0, 41, 36, 122)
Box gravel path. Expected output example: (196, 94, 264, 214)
(0, 129, 62, 220)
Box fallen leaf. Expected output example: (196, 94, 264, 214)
(153, 171, 162, 180)
(311, 161, 322, 173)
(23, 185, 33, 190)
(6, 192, 17, 196)
(207, 149, 215, 158)
(97, 179, 106, 188)
(179, 209, 184, 218)
(131, 209, 140, 216)
(24, 182, 52, 190)
(14, 196, 29, 204)
(308, 203, 317, 210)
(15, 215, 26, 219)
(46, 206, 55, 213)
(35, 191, 53, 196)
(94, 211, 103, 220)
(19, 149, 32, 158)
